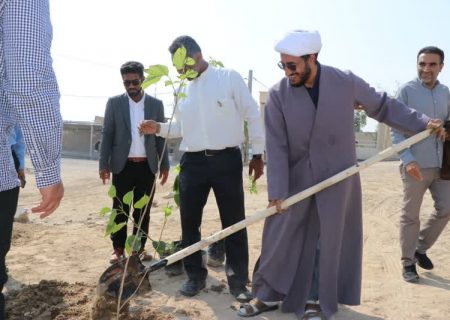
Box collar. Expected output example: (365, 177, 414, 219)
(417, 77, 440, 90)
(193, 64, 211, 81)
(127, 92, 145, 104)
(310, 61, 321, 90)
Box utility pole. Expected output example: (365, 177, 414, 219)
(247, 70, 253, 93)
(243, 70, 253, 163)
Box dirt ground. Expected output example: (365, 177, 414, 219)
(4, 158, 450, 320)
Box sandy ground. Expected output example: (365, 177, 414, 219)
(4, 158, 450, 320)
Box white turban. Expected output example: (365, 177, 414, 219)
(274, 30, 322, 56)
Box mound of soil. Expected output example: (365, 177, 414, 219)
(5, 280, 176, 320)
(5, 280, 94, 320)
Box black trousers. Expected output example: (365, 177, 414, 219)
(0, 187, 19, 319)
(111, 161, 155, 250)
(179, 148, 249, 288)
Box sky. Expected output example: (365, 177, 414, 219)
(49, 0, 450, 132)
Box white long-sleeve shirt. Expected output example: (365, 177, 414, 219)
(158, 66, 265, 154)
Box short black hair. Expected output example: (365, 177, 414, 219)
(169, 35, 202, 56)
(120, 61, 144, 77)
(417, 46, 444, 64)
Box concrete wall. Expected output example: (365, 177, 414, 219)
(355, 123, 399, 161)
(62, 121, 183, 163)
(167, 137, 183, 164)
(62, 122, 103, 160)
(355, 132, 378, 160)
(63, 115, 398, 163)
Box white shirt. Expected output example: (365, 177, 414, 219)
(128, 94, 147, 157)
(158, 66, 265, 154)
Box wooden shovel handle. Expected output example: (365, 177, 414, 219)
(153, 129, 432, 270)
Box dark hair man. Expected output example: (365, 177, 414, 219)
(99, 61, 169, 263)
(139, 35, 265, 302)
(392, 46, 450, 283)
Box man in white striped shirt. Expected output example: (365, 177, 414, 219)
(0, 1, 63, 317)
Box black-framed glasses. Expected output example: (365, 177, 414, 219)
(277, 61, 297, 72)
(123, 79, 141, 87)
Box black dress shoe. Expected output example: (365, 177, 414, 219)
(179, 279, 206, 297)
(415, 251, 434, 270)
(207, 241, 225, 267)
(230, 285, 253, 303)
(165, 260, 184, 277)
(402, 264, 419, 283)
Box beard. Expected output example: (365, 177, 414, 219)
(127, 89, 142, 97)
(289, 63, 311, 87)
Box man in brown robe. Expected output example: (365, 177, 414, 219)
(238, 30, 444, 319)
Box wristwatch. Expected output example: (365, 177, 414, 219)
(252, 154, 262, 160)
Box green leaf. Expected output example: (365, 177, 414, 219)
(123, 191, 133, 206)
(108, 185, 116, 198)
(134, 194, 150, 209)
(152, 240, 167, 256)
(185, 69, 198, 79)
(185, 57, 196, 66)
(174, 164, 181, 174)
(173, 172, 181, 207)
(142, 65, 169, 88)
(248, 176, 258, 194)
(177, 92, 187, 99)
(174, 192, 180, 207)
(164, 80, 173, 87)
(125, 234, 142, 255)
(164, 205, 173, 217)
(105, 211, 126, 236)
(173, 174, 180, 191)
(111, 222, 127, 235)
(172, 46, 187, 70)
(142, 75, 162, 88)
(208, 57, 224, 68)
(99, 207, 111, 217)
(145, 64, 169, 77)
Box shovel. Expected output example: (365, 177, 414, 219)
(96, 129, 433, 301)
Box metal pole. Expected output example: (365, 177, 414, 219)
(243, 70, 253, 163)
(89, 123, 93, 159)
(247, 70, 253, 93)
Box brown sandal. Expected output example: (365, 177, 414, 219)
(238, 299, 278, 317)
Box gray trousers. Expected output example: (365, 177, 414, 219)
(400, 166, 450, 266)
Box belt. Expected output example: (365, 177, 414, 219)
(127, 157, 147, 163)
(188, 146, 239, 157)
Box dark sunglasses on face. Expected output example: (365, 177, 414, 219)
(277, 61, 297, 72)
(123, 79, 141, 87)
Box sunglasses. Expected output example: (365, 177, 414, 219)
(123, 79, 141, 87)
(277, 61, 298, 72)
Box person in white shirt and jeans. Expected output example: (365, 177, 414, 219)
(139, 35, 265, 302)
